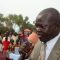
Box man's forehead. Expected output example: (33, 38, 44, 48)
(36, 14, 43, 19)
(35, 15, 53, 26)
(37, 15, 42, 19)
(35, 14, 43, 23)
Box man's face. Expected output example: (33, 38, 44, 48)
(35, 14, 59, 43)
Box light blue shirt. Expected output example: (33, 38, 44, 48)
(9, 53, 20, 60)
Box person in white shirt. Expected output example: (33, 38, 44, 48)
(29, 8, 60, 60)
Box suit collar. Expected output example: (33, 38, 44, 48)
(47, 37, 60, 60)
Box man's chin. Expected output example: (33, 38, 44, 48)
(40, 40, 46, 43)
(38, 35, 47, 43)
(40, 37, 50, 43)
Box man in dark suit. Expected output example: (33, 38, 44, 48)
(29, 8, 60, 60)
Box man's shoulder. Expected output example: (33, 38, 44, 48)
(31, 40, 42, 54)
(35, 40, 42, 47)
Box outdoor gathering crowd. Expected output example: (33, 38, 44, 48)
(0, 7, 60, 60)
(0, 29, 38, 60)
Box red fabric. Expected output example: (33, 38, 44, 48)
(2, 41, 10, 51)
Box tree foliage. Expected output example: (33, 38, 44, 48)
(0, 13, 35, 33)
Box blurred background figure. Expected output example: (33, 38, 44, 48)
(24, 29, 32, 37)
(28, 32, 39, 46)
(2, 37, 10, 52)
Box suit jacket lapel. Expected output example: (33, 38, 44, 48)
(48, 37, 60, 60)
(30, 40, 42, 60)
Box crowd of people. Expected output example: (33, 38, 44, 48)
(0, 29, 37, 60)
(0, 7, 60, 60)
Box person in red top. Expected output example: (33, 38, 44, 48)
(2, 37, 10, 52)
